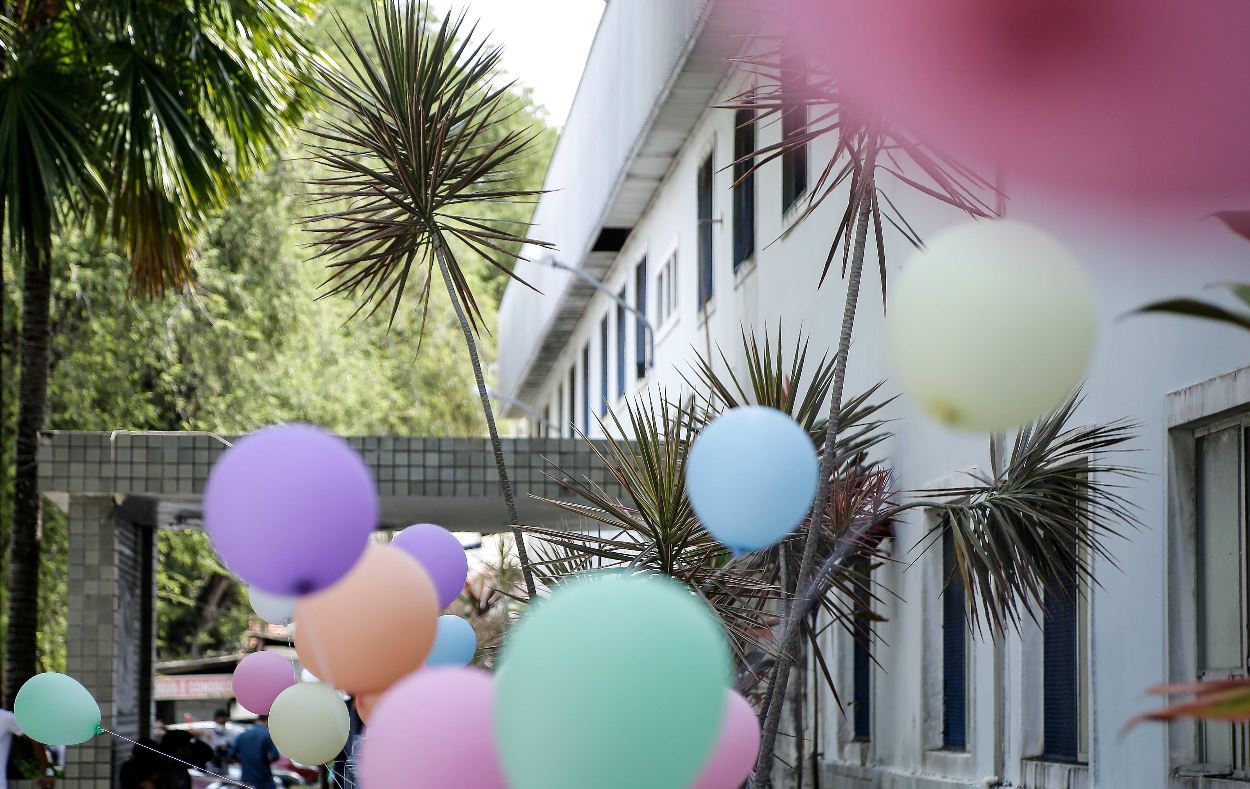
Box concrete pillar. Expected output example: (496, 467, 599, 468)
(65, 494, 155, 788)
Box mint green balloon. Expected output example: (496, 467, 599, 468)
(14, 673, 101, 745)
(495, 572, 730, 789)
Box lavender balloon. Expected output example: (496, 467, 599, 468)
(391, 524, 468, 608)
(204, 424, 378, 596)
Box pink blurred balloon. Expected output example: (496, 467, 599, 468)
(777, 0, 1250, 213)
(692, 691, 761, 789)
(361, 668, 505, 789)
(233, 652, 296, 716)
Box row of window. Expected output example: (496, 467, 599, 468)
(852, 409, 1249, 778)
(543, 101, 810, 436)
(850, 523, 1090, 764)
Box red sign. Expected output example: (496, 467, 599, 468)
(155, 675, 235, 701)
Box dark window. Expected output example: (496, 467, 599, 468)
(616, 290, 627, 400)
(780, 53, 808, 213)
(581, 343, 590, 433)
(567, 365, 576, 439)
(942, 528, 968, 751)
(697, 151, 714, 309)
(599, 316, 609, 416)
(555, 383, 564, 437)
(732, 108, 756, 268)
(1042, 578, 1080, 761)
(852, 556, 872, 741)
(635, 257, 648, 379)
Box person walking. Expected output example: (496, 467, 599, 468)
(228, 717, 279, 789)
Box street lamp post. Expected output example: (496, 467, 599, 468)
(536, 253, 655, 370)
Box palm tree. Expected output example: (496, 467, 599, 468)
(0, 0, 319, 703)
(304, 1, 550, 597)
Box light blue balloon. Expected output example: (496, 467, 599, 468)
(425, 615, 477, 667)
(685, 406, 819, 553)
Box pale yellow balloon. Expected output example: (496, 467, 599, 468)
(887, 220, 1095, 431)
(268, 682, 349, 766)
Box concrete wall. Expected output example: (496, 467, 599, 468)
(499, 29, 1250, 788)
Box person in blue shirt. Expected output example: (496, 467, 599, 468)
(227, 716, 279, 789)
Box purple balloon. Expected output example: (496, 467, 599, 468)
(204, 424, 378, 596)
(391, 524, 468, 608)
(233, 652, 296, 716)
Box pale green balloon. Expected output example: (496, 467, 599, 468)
(887, 220, 1096, 431)
(268, 682, 349, 766)
(14, 673, 101, 745)
(495, 572, 731, 789)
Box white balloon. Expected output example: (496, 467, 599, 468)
(887, 220, 1096, 431)
(249, 587, 296, 625)
(300, 668, 321, 684)
(269, 682, 349, 766)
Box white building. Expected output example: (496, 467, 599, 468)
(496, 1, 1250, 786)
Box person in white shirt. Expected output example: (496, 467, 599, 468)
(0, 708, 55, 789)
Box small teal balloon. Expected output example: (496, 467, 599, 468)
(426, 615, 477, 667)
(685, 406, 819, 553)
(14, 673, 102, 745)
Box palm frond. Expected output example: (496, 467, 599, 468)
(0, 23, 103, 256)
(720, 42, 1001, 297)
(1128, 679, 1250, 729)
(304, 0, 551, 329)
(922, 392, 1141, 633)
(92, 0, 323, 295)
(685, 324, 893, 466)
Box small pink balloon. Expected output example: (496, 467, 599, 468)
(233, 652, 296, 716)
(692, 691, 762, 789)
(361, 668, 505, 789)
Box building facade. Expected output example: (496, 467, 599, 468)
(497, 1, 1250, 787)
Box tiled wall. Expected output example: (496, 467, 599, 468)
(66, 494, 150, 788)
(38, 432, 624, 501)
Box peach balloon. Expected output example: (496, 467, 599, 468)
(354, 691, 380, 724)
(295, 545, 439, 693)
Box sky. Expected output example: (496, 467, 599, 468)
(448, 0, 605, 126)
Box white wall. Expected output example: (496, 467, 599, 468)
(502, 45, 1250, 789)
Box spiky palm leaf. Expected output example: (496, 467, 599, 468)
(723, 44, 1001, 296)
(523, 393, 779, 660)
(920, 393, 1141, 633)
(685, 324, 891, 463)
(304, 0, 551, 327)
(306, 0, 551, 598)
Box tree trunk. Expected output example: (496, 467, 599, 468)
(433, 239, 538, 599)
(755, 166, 875, 785)
(5, 246, 51, 705)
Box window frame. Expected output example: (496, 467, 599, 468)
(635, 256, 649, 380)
(696, 148, 715, 312)
(599, 315, 609, 417)
(732, 107, 756, 269)
(581, 342, 590, 435)
(780, 52, 809, 215)
(1165, 367, 1250, 786)
(615, 289, 627, 402)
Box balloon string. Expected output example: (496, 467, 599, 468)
(101, 728, 250, 788)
